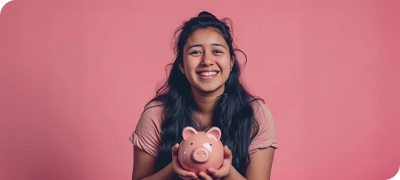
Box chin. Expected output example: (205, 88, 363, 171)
(195, 85, 225, 94)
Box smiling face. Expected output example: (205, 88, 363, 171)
(179, 27, 233, 96)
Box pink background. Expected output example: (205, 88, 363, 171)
(1, 0, 399, 179)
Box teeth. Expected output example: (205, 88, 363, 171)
(199, 72, 217, 76)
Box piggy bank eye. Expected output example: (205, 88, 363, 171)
(210, 143, 212, 146)
(190, 142, 193, 145)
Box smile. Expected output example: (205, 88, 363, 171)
(198, 71, 218, 76)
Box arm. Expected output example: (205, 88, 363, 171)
(243, 101, 278, 179)
(132, 145, 198, 180)
(223, 147, 275, 180)
(200, 146, 275, 180)
(132, 145, 175, 180)
(131, 102, 198, 180)
(131, 103, 178, 180)
(245, 147, 275, 180)
(202, 101, 278, 179)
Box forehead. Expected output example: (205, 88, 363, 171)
(185, 27, 228, 46)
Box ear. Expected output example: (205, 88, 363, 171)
(178, 64, 184, 73)
(230, 57, 234, 69)
(182, 127, 198, 140)
(206, 127, 221, 141)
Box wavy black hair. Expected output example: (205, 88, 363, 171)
(148, 11, 262, 177)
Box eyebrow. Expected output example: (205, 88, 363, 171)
(186, 43, 227, 50)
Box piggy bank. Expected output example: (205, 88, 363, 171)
(178, 126, 224, 174)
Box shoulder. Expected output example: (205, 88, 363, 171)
(138, 100, 165, 124)
(130, 100, 165, 158)
(248, 98, 278, 152)
(250, 98, 271, 117)
(249, 98, 274, 129)
(137, 100, 165, 130)
(143, 100, 164, 114)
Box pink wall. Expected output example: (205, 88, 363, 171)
(1, 0, 399, 179)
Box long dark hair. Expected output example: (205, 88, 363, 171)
(148, 11, 262, 177)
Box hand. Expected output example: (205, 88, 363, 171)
(198, 145, 233, 180)
(172, 143, 199, 180)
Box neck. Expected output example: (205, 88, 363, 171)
(191, 87, 224, 114)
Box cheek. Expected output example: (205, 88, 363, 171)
(217, 58, 232, 69)
(183, 57, 199, 69)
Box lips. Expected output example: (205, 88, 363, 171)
(198, 71, 218, 76)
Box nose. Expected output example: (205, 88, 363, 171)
(201, 51, 214, 66)
(192, 148, 209, 163)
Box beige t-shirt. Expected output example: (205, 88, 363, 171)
(130, 100, 278, 158)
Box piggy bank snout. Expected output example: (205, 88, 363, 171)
(192, 148, 209, 163)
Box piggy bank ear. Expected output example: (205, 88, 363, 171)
(206, 127, 221, 141)
(182, 127, 198, 140)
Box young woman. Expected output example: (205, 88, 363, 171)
(130, 11, 278, 180)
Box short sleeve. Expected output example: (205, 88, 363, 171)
(248, 100, 279, 154)
(129, 102, 164, 158)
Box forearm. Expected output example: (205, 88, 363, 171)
(223, 165, 247, 180)
(141, 163, 176, 180)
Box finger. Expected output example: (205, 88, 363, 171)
(178, 174, 198, 179)
(175, 167, 198, 179)
(171, 144, 198, 179)
(198, 172, 213, 180)
(176, 169, 196, 177)
(209, 166, 228, 178)
(172, 143, 179, 154)
(207, 168, 223, 179)
(224, 145, 232, 158)
(172, 159, 187, 174)
(172, 144, 180, 163)
(179, 176, 198, 180)
(178, 174, 198, 180)
(176, 169, 198, 179)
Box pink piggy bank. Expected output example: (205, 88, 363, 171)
(178, 126, 224, 174)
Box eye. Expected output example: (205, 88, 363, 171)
(190, 50, 201, 55)
(190, 142, 194, 145)
(209, 143, 212, 146)
(213, 50, 223, 54)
